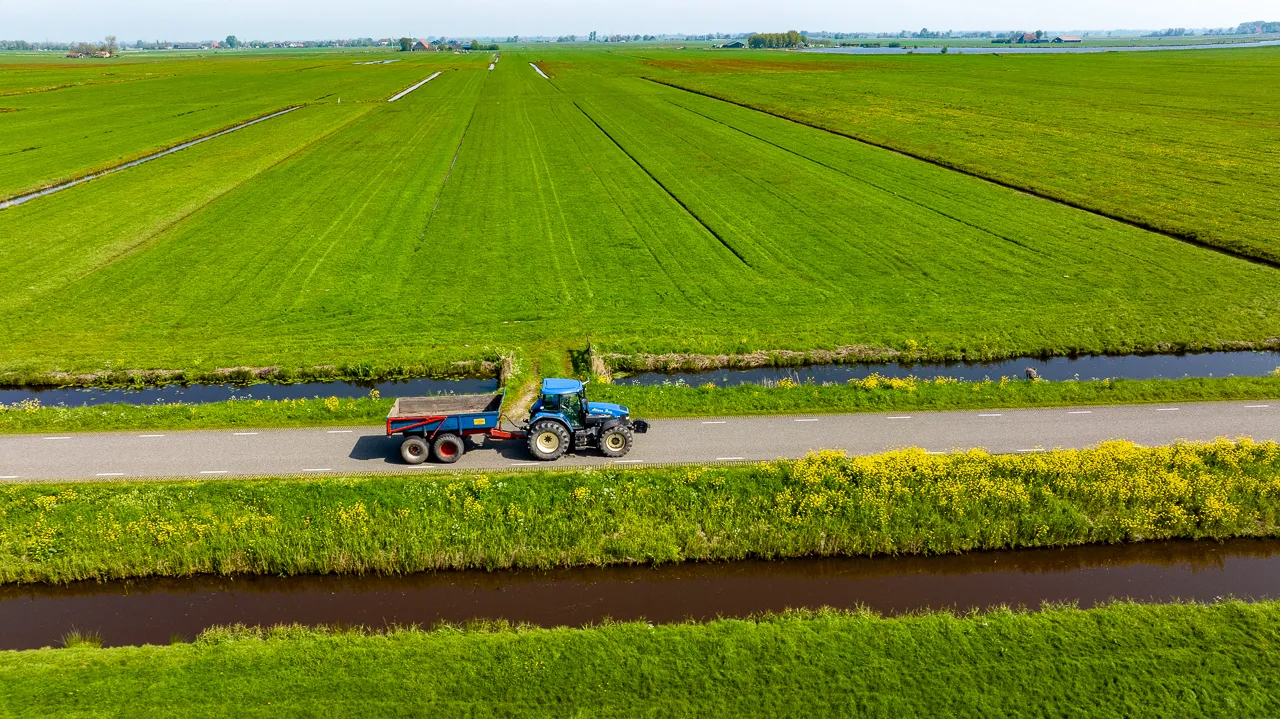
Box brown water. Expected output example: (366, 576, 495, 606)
(2, 539, 1277, 650)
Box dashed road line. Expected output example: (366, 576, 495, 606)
(326, 430, 354, 434)
(199, 470, 228, 475)
(616, 459, 644, 463)
(887, 416, 912, 420)
(138, 434, 165, 438)
(716, 457, 745, 461)
(44, 437, 71, 440)
(96, 472, 125, 477)
(234, 432, 259, 436)
(0, 475, 18, 479)
(1017, 449, 1045, 453)
(702, 421, 727, 424)
(794, 418, 820, 422)
(978, 414, 1003, 417)
(1067, 411, 1093, 414)
(1155, 408, 1181, 412)
(1246, 405, 1270, 408)
(302, 468, 332, 472)
(509, 463, 539, 467)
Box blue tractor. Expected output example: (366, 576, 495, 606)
(525, 378, 649, 460)
(386, 378, 648, 463)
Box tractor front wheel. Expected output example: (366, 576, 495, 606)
(528, 421, 570, 461)
(599, 425, 633, 458)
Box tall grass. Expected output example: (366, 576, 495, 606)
(3, 439, 1278, 584)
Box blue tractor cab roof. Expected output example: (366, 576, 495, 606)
(540, 378, 584, 395)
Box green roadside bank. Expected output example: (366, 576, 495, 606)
(5, 602, 1279, 717)
(3, 375, 1279, 434)
(3, 440, 1277, 585)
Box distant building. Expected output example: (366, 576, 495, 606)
(412, 39, 430, 51)
(1052, 36, 1083, 43)
(65, 52, 83, 58)
(1014, 33, 1039, 43)
(720, 40, 746, 48)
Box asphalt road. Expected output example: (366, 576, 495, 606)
(0, 401, 1276, 482)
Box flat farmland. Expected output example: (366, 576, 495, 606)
(0, 51, 475, 199)
(0, 49, 1278, 379)
(635, 48, 1280, 264)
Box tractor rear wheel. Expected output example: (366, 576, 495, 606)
(400, 436, 429, 465)
(599, 425, 633, 458)
(528, 421, 570, 461)
(432, 434, 465, 464)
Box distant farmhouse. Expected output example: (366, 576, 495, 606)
(1053, 35, 1084, 43)
(412, 39, 430, 51)
(718, 40, 746, 48)
(1014, 33, 1040, 43)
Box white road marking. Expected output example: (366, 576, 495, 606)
(234, 432, 259, 436)
(794, 418, 820, 422)
(509, 463, 539, 467)
(887, 416, 912, 420)
(44, 437, 71, 440)
(1245, 405, 1270, 408)
(716, 457, 745, 461)
(1155, 408, 1181, 412)
(0, 475, 18, 479)
(326, 430, 354, 434)
(702, 421, 727, 424)
(302, 468, 332, 472)
(138, 434, 165, 438)
(1067, 411, 1093, 414)
(616, 460, 644, 463)
(978, 414, 1003, 417)
(199, 470, 228, 475)
(96, 472, 125, 477)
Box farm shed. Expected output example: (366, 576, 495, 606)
(1053, 36, 1084, 43)
(720, 41, 746, 48)
(1014, 33, 1040, 44)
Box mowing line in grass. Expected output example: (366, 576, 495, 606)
(642, 76, 1280, 271)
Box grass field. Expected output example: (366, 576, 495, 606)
(0, 48, 1278, 381)
(3, 439, 1277, 584)
(3, 603, 1280, 716)
(633, 47, 1280, 264)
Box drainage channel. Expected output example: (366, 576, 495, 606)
(3, 539, 1276, 650)
(0, 106, 300, 210)
(621, 350, 1280, 386)
(0, 376, 500, 408)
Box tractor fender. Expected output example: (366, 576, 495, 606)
(528, 413, 573, 436)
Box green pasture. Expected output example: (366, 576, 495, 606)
(4, 603, 1280, 717)
(631, 46, 1280, 263)
(0, 48, 1277, 379)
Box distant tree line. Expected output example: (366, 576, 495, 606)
(1235, 20, 1280, 33)
(747, 31, 807, 48)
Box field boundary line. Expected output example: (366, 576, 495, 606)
(662, 98, 1045, 256)
(69, 105, 378, 280)
(0, 105, 302, 210)
(387, 72, 442, 102)
(642, 77, 1280, 271)
(572, 101, 752, 268)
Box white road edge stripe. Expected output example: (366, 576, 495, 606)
(44, 437, 71, 440)
(200, 470, 228, 474)
(1245, 405, 1270, 408)
(702, 421, 727, 424)
(1067, 411, 1092, 414)
(1155, 408, 1181, 411)
(887, 416, 912, 419)
(96, 472, 125, 476)
(0, 475, 17, 479)
(327, 430, 354, 434)
(978, 414, 1003, 417)
(234, 432, 259, 436)
(717, 457, 745, 461)
(138, 434, 165, 438)
(794, 418, 820, 422)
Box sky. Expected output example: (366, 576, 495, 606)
(1, 0, 1275, 41)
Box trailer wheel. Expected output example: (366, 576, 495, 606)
(599, 425, 633, 458)
(528, 421, 569, 461)
(400, 436, 429, 465)
(433, 434, 465, 464)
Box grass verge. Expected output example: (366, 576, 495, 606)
(3, 440, 1278, 584)
(4, 375, 1277, 434)
(4, 603, 1280, 716)
(593, 375, 1280, 417)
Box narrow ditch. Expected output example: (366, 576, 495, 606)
(0, 106, 301, 210)
(642, 77, 1280, 271)
(3, 539, 1276, 650)
(386, 71, 442, 102)
(572, 101, 753, 268)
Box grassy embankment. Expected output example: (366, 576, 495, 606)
(3, 440, 1278, 584)
(2, 50, 1279, 377)
(633, 47, 1280, 263)
(4, 603, 1280, 716)
(3, 374, 1276, 433)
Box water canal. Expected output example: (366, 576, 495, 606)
(3, 539, 1276, 650)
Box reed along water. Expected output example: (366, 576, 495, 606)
(2, 539, 1278, 650)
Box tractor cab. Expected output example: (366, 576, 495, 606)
(526, 378, 647, 460)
